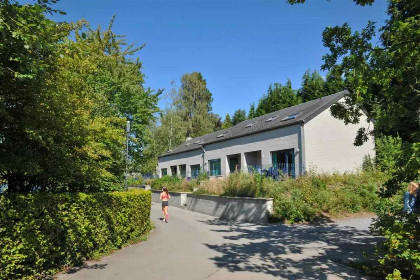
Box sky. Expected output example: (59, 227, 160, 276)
(50, 0, 388, 119)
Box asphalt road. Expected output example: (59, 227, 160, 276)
(57, 203, 380, 280)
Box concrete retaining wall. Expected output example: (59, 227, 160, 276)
(133, 185, 273, 223)
(187, 194, 273, 223)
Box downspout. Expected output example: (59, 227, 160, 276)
(299, 123, 306, 176)
(201, 146, 206, 174)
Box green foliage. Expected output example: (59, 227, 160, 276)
(0, 189, 152, 279)
(190, 171, 386, 223)
(321, 1, 419, 146)
(255, 80, 301, 117)
(127, 175, 143, 186)
(298, 70, 327, 102)
(268, 171, 387, 223)
(140, 72, 221, 173)
(0, 1, 159, 192)
(232, 109, 247, 125)
(376, 136, 420, 196)
(371, 201, 420, 280)
(222, 113, 233, 129)
(223, 172, 268, 198)
(178, 72, 216, 138)
(298, 70, 345, 102)
(248, 103, 256, 119)
(147, 175, 198, 192)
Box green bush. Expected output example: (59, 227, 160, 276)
(194, 171, 387, 223)
(268, 171, 387, 223)
(148, 176, 198, 192)
(370, 198, 420, 280)
(0, 189, 152, 280)
(127, 175, 143, 186)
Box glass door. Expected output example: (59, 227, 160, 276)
(271, 149, 295, 178)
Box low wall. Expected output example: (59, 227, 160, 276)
(187, 194, 273, 223)
(135, 185, 273, 223)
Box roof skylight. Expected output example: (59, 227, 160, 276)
(282, 113, 300, 121)
(245, 122, 257, 128)
(265, 115, 278, 122)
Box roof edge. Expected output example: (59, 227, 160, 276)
(301, 90, 348, 124)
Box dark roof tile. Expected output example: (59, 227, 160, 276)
(159, 90, 347, 158)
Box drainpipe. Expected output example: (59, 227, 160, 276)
(299, 123, 306, 176)
(201, 146, 206, 174)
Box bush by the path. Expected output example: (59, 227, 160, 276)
(0, 189, 152, 280)
(147, 175, 198, 192)
(197, 171, 387, 223)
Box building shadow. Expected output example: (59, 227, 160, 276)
(200, 219, 381, 279)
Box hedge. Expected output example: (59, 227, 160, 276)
(0, 189, 152, 280)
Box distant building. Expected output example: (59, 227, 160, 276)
(158, 91, 375, 179)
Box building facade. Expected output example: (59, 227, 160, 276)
(158, 91, 375, 178)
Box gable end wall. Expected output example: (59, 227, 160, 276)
(303, 100, 375, 173)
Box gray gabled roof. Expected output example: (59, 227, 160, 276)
(159, 90, 347, 158)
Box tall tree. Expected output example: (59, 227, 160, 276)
(0, 1, 159, 192)
(322, 1, 419, 147)
(248, 103, 256, 119)
(222, 113, 233, 129)
(324, 71, 345, 95)
(298, 70, 326, 102)
(232, 109, 247, 125)
(178, 72, 214, 137)
(255, 80, 301, 117)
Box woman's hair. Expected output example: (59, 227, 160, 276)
(408, 182, 419, 194)
(162, 187, 169, 196)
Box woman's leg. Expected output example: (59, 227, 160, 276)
(162, 206, 165, 220)
(164, 206, 169, 221)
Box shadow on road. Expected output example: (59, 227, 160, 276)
(64, 263, 108, 275)
(200, 219, 381, 279)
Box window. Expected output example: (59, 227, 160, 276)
(190, 164, 200, 179)
(265, 115, 278, 122)
(170, 166, 177, 177)
(245, 122, 257, 128)
(208, 159, 221, 176)
(282, 113, 300, 121)
(179, 164, 186, 178)
(161, 168, 167, 176)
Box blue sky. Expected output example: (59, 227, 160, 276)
(51, 0, 388, 119)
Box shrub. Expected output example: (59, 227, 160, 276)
(370, 198, 420, 280)
(0, 189, 152, 280)
(194, 170, 386, 223)
(148, 176, 198, 192)
(127, 175, 143, 186)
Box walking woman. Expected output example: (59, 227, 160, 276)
(160, 187, 170, 222)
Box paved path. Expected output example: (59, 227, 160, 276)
(57, 203, 380, 280)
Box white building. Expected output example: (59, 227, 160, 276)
(157, 91, 375, 178)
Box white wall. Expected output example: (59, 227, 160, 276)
(158, 149, 203, 177)
(304, 101, 375, 173)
